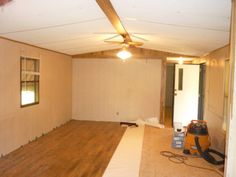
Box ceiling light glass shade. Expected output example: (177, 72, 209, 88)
(178, 59, 184, 65)
(116, 49, 132, 60)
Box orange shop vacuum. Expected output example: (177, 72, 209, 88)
(183, 120, 225, 165)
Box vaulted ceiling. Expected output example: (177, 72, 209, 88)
(0, 0, 231, 56)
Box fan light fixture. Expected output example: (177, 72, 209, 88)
(167, 57, 194, 64)
(116, 48, 132, 61)
(178, 57, 184, 65)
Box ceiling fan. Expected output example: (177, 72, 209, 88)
(0, 0, 12, 6)
(104, 35, 144, 47)
(96, 0, 145, 60)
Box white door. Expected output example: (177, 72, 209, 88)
(173, 64, 200, 126)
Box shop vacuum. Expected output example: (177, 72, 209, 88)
(183, 120, 225, 165)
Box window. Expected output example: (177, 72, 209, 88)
(20, 57, 40, 107)
(178, 68, 183, 90)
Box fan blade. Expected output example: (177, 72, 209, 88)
(104, 34, 121, 41)
(130, 34, 148, 42)
(96, 0, 132, 43)
(128, 41, 144, 46)
(104, 41, 124, 45)
(93, 32, 118, 34)
(94, 32, 156, 35)
(105, 40, 143, 46)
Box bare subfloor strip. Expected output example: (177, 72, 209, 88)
(103, 125, 144, 177)
(139, 126, 224, 177)
(0, 120, 126, 177)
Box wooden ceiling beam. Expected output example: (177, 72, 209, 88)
(72, 47, 199, 60)
(96, 0, 132, 43)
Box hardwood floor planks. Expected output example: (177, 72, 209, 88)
(0, 120, 126, 177)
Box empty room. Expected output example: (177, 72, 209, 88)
(1, 0, 236, 177)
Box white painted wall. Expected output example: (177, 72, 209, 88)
(0, 38, 72, 156)
(72, 59, 162, 122)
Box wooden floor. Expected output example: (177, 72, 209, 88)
(0, 120, 126, 177)
(164, 106, 173, 128)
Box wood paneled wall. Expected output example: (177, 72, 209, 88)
(225, 0, 236, 176)
(0, 38, 72, 156)
(200, 45, 230, 153)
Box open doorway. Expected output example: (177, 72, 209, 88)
(164, 63, 207, 128)
(164, 64, 175, 127)
(173, 64, 200, 126)
(198, 64, 206, 120)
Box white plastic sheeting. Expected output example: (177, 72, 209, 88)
(102, 125, 144, 177)
(135, 118, 164, 128)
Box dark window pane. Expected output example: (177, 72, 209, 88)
(178, 68, 183, 90)
(26, 59, 35, 72)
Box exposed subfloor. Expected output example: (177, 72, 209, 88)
(0, 120, 126, 177)
(139, 126, 224, 177)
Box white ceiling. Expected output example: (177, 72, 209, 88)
(0, 0, 231, 56)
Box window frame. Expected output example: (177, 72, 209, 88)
(20, 56, 40, 108)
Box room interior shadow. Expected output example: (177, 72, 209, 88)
(198, 63, 206, 120)
(164, 64, 175, 128)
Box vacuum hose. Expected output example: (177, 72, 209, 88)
(194, 136, 225, 165)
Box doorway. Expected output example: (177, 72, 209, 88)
(173, 64, 200, 126)
(198, 64, 206, 120)
(164, 63, 207, 128)
(164, 64, 175, 127)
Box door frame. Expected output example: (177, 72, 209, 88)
(162, 63, 175, 127)
(160, 60, 166, 124)
(172, 63, 201, 126)
(198, 63, 206, 120)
